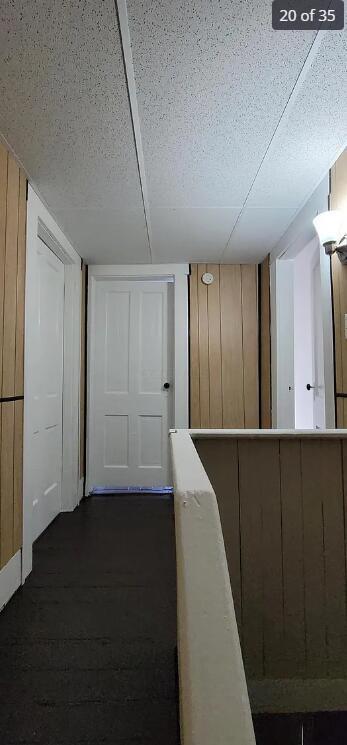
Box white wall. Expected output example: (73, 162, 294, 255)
(271, 174, 335, 429)
(293, 240, 316, 429)
(271, 175, 329, 262)
(274, 259, 295, 428)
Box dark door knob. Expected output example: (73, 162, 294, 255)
(163, 382, 170, 390)
(306, 383, 315, 391)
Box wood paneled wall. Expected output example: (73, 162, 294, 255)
(189, 264, 259, 428)
(196, 435, 347, 682)
(330, 149, 347, 426)
(0, 143, 26, 569)
(259, 256, 271, 427)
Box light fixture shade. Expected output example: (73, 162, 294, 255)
(313, 210, 343, 245)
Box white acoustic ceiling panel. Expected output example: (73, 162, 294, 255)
(223, 28, 347, 260)
(0, 0, 150, 262)
(0, 1, 346, 264)
(151, 207, 240, 262)
(246, 30, 347, 209)
(222, 207, 297, 264)
(126, 1, 346, 262)
(53, 207, 151, 264)
(127, 0, 316, 210)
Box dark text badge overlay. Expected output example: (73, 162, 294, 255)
(272, 0, 344, 29)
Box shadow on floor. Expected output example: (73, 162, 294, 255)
(0, 495, 180, 745)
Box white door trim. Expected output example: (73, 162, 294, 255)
(23, 186, 82, 581)
(271, 241, 335, 430)
(0, 551, 21, 612)
(87, 264, 189, 494)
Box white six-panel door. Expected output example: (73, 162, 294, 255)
(32, 238, 65, 539)
(90, 280, 173, 489)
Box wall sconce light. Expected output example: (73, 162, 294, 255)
(313, 210, 347, 264)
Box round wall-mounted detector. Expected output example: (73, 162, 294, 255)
(202, 272, 214, 285)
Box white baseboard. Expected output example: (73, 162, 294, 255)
(249, 678, 347, 713)
(0, 551, 21, 612)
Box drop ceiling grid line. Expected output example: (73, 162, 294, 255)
(0, 126, 78, 254)
(271, 140, 345, 263)
(220, 30, 327, 263)
(116, 0, 153, 263)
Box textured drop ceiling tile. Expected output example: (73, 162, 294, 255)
(223, 207, 297, 263)
(127, 0, 316, 208)
(151, 207, 240, 262)
(54, 208, 150, 264)
(247, 30, 347, 208)
(0, 0, 149, 258)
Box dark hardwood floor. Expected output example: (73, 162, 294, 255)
(253, 712, 347, 744)
(0, 495, 180, 745)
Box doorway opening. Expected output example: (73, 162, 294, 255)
(87, 265, 189, 494)
(273, 238, 335, 430)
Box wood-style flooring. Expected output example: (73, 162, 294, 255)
(0, 495, 180, 744)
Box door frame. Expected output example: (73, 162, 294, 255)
(271, 240, 335, 430)
(87, 264, 189, 494)
(23, 186, 82, 581)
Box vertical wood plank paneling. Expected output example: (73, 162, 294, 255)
(220, 265, 244, 427)
(342, 439, 347, 594)
(280, 440, 305, 677)
(238, 438, 264, 678)
(321, 440, 347, 677)
(0, 144, 8, 396)
(0, 401, 15, 568)
(301, 440, 329, 677)
(189, 264, 200, 427)
(207, 264, 222, 427)
(0, 147, 26, 569)
(195, 438, 242, 631)
(256, 439, 284, 678)
(197, 264, 210, 427)
(330, 150, 347, 425)
(189, 264, 259, 429)
(260, 255, 271, 428)
(197, 434, 347, 682)
(2, 155, 19, 398)
(13, 399, 24, 552)
(241, 265, 259, 428)
(15, 169, 26, 396)
(336, 397, 344, 429)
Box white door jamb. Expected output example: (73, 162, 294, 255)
(23, 187, 82, 582)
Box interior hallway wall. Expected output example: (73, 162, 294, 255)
(259, 255, 271, 428)
(330, 148, 347, 426)
(0, 142, 26, 570)
(293, 242, 316, 429)
(189, 264, 259, 428)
